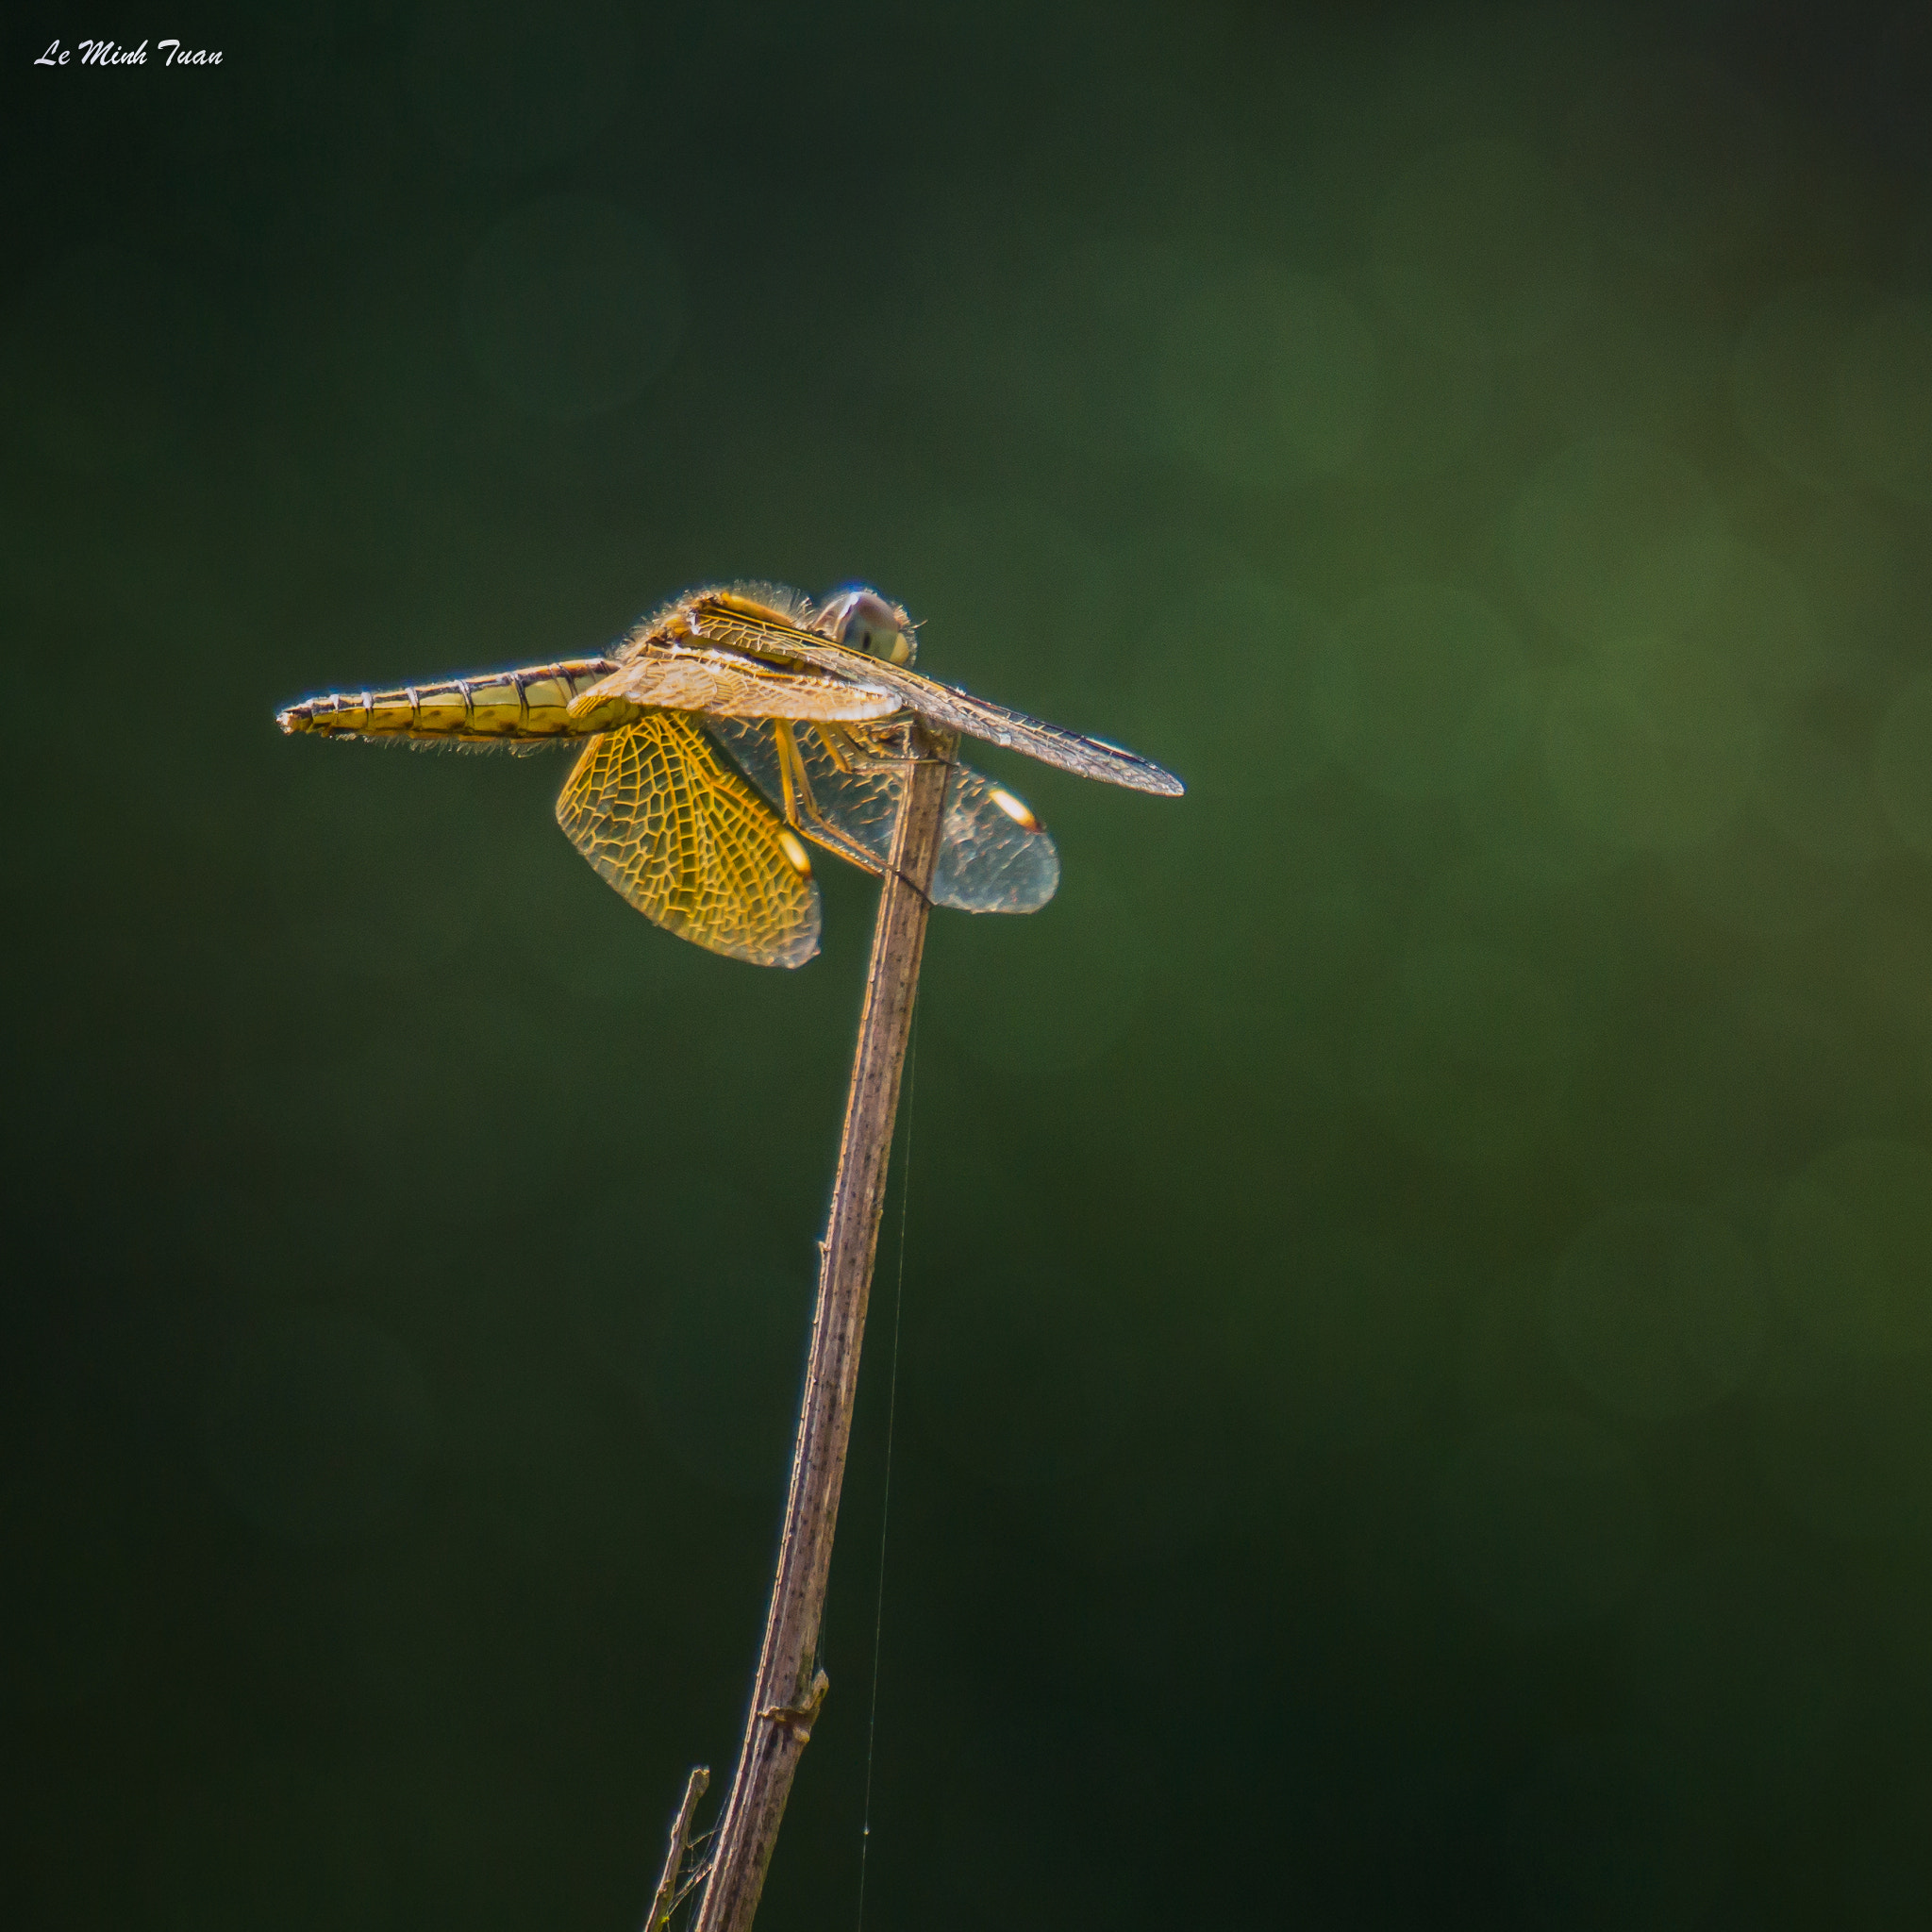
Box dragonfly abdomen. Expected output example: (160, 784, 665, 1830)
(277, 658, 629, 741)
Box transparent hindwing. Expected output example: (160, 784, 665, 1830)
(703, 717, 1059, 915)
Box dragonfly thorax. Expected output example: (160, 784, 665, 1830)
(819, 588, 916, 666)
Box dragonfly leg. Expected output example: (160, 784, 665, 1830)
(813, 723, 857, 774)
(774, 720, 893, 874)
(774, 718, 804, 825)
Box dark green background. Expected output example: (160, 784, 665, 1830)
(8, 4, 1932, 1926)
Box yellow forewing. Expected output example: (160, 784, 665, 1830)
(556, 713, 822, 968)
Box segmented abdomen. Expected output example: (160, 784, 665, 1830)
(276, 658, 627, 741)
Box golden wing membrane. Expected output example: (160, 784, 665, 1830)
(574, 641, 898, 723)
(556, 712, 822, 968)
(687, 595, 1185, 798)
(705, 717, 1060, 915)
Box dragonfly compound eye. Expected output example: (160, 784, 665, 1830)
(823, 587, 916, 665)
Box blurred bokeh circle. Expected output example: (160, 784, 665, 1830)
(1131, 572, 1333, 799)
(1437, 1410, 1653, 1630)
(1772, 1138, 1932, 1358)
(1372, 138, 1591, 358)
(1835, 298, 1932, 507)
(1357, 941, 1582, 1167)
(1158, 261, 1376, 485)
(1508, 434, 1728, 645)
(1541, 637, 1760, 851)
(1550, 1202, 1763, 1423)
(1874, 671, 1932, 854)
(1319, 581, 1524, 800)
(1731, 280, 1884, 490)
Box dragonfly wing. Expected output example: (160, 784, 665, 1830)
(684, 596, 1183, 797)
(932, 757, 1060, 913)
(687, 595, 837, 662)
(879, 667, 1185, 796)
(579, 643, 896, 722)
(704, 718, 898, 873)
(705, 719, 1059, 915)
(556, 713, 822, 968)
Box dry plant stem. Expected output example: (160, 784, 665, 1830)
(646, 1767, 710, 1931)
(691, 720, 957, 1932)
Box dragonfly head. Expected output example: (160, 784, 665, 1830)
(819, 587, 917, 666)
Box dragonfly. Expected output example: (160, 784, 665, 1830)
(277, 581, 1184, 967)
